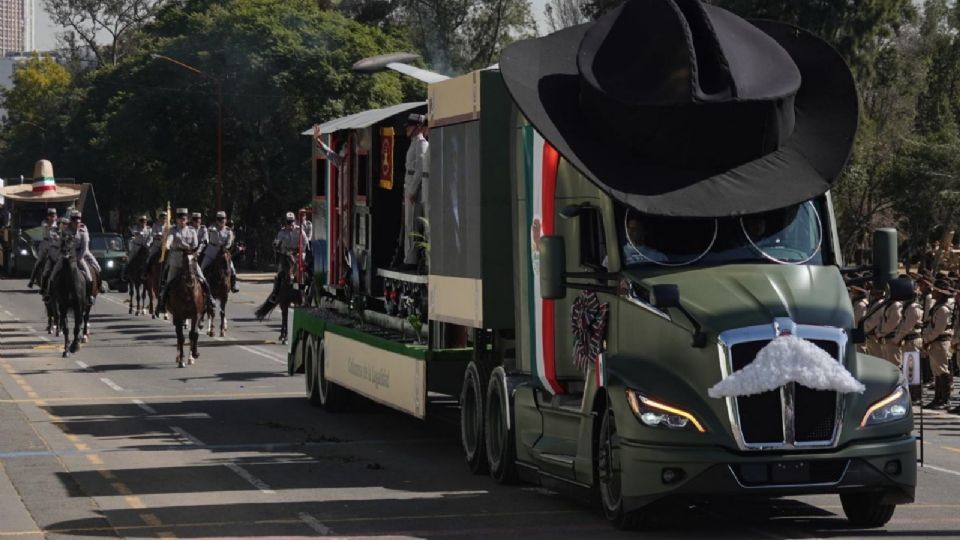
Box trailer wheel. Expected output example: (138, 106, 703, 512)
(305, 336, 322, 405)
(317, 339, 350, 412)
(485, 367, 518, 484)
(840, 493, 896, 527)
(460, 360, 490, 474)
(598, 405, 645, 530)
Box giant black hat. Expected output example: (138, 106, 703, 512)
(500, 0, 858, 217)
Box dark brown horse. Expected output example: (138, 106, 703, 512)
(126, 247, 149, 316)
(255, 252, 303, 344)
(80, 266, 100, 343)
(145, 254, 164, 320)
(53, 237, 87, 357)
(163, 251, 209, 368)
(201, 249, 231, 337)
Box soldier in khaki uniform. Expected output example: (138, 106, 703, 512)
(863, 288, 885, 358)
(877, 291, 904, 366)
(923, 279, 954, 409)
(850, 284, 869, 353)
(895, 282, 924, 402)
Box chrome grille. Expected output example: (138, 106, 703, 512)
(718, 319, 848, 451)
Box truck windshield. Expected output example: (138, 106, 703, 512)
(619, 200, 825, 268)
(90, 235, 124, 252)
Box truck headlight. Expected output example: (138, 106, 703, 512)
(19, 249, 27, 256)
(106, 260, 115, 269)
(626, 390, 706, 433)
(860, 386, 910, 428)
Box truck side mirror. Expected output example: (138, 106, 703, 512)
(540, 236, 566, 300)
(888, 277, 915, 302)
(872, 228, 898, 289)
(651, 284, 680, 310)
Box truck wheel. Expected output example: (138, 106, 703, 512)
(840, 493, 896, 527)
(598, 406, 645, 530)
(460, 360, 490, 474)
(485, 367, 518, 484)
(317, 339, 350, 412)
(305, 336, 322, 405)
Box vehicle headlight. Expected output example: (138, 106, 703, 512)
(860, 386, 910, 428)
(106, 260, 115, 269)
(19, 249, 28, 256)
(625, 389, 706, 433)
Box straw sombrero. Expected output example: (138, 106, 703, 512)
(1, 160, 82, 202)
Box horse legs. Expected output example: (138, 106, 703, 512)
(60, 306, 70, 358)
(128, 285, 134, 315)
(189, 322, 199, 365)
(220, 299, 227, 337)
(175, 319, 185, 368)
(279, 303, 288, 345)
(69, 305, 82, 354)
(81, 305, 91, 343)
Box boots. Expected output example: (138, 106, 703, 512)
(945, 374, 955, 411)
(200, 279, 218, 313)
(230, 272, 239, 293)
(924, 375, 946, 409)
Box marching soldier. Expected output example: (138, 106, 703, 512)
(923, 279, 955, 409)
(401, 113, 429, 270)
(863, 287, 885, 359)
(201, 210, 239, 293)
(28, 208, 59, 289)
(267, 212, 308, 302)
(895, 281, 924, 402)
(155, 208, 216, 314)
(877, 287, 904, 366)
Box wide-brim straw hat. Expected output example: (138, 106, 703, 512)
(500, 0, 858, 218)
(1, 160, 82, 202)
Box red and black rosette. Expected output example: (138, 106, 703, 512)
(571, 291, 609, 371)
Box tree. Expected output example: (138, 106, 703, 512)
(544, 0, 587, 32)
(0, 56, 76, 176)
(42, 0, 168, 67)
(579, 0, 620, 19)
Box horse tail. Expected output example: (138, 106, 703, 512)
(254, 297, 277, 321)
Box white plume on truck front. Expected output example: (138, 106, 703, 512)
(709, 335, 866, 398)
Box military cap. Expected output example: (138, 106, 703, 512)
(405, 113, 427, 126)
(176, 208, 189, 216)
(191, 212, 201, 219)
(216, 211, 227, 219)
(285, 212, 296, 222)
(47, 208, 57, 215)
(933, 279, 954, 295)
(69, 209, 81, 219)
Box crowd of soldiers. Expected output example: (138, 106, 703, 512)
(29, 207, 101, 301)
(851, 273, 960, 413)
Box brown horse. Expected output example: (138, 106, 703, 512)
(126, 247, 149, 316)
(254, 252, 303, 344)
(201, 249, 231, 337)
(163, 251, 209, 368)
(145, 254, 164, 320)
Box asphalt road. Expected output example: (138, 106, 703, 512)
(0, 276, 959, 539)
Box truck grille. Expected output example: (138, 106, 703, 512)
(730, 339, 840, 447)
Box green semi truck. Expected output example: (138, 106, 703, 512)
(288, 1, 916, 529)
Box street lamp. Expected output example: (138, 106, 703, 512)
(151, 53, 224, 211)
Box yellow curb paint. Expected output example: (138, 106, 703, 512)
(125, 496, 146, 509)
(139, 514, 162, 527)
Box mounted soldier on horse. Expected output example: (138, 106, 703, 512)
(124, 215, 152, 315)
(255, 211, 309, 343)
(200, 210, 237, 337)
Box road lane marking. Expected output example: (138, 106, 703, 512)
(139, 514, 162, 527)
(75, 360, 90, 370)
(132, 399, 157, 414)
(0, 391, 301, 404)
(99, 378, 124, 392)
(237, 345, 286, 364)
(940, 445, 960, 455)
(298, 513, 333, 535)
(24, 326, 49, 342)
(171, 426, 275, 494)
(125, 496, 146, 509)
(86, 455, 104, 465)
(924, 463, 960, 477)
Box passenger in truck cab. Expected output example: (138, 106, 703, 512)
(622, 214, 668, 265)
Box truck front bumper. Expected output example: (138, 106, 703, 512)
(619, 434, 916, 512)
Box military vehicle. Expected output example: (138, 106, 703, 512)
(287, 1, 916, 529)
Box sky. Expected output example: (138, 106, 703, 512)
(35, 0, 554, 51)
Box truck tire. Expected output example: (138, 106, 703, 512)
(305, 336, 322, 405)
(317, 338, 350, 412)
(840, 493, 896, 527)
(597, 405, 646, 530)
(485, 367, 518, 484)
(460, 360, 490, 474)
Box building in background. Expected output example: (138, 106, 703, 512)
(0, 0, 33, 54)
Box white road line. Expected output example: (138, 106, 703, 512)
(170, 426, 204, 446)
(25, 326, 50, 342)
(298, 512, 334, 535)
(924, 463, 960, 477)
(224, 463, 275, 494)
(75, 360, 90, 371)
(2, 309, 13, 317)
(132, 399, 157, 415)
(237, 345, 286, 365)
(99, 378, 124, 392)
(104, 296, 126, 307)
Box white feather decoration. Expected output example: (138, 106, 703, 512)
(709, 335, 865, 398)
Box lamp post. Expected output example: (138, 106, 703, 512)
(151, 54, 223, 211)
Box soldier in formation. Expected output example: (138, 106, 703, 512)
(400, 113, 429, 271)
(201, 210, 240, 293)
(266, 212, 308, 302)
(28, 208, 59, 290)
(922, 279, 955, 409)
